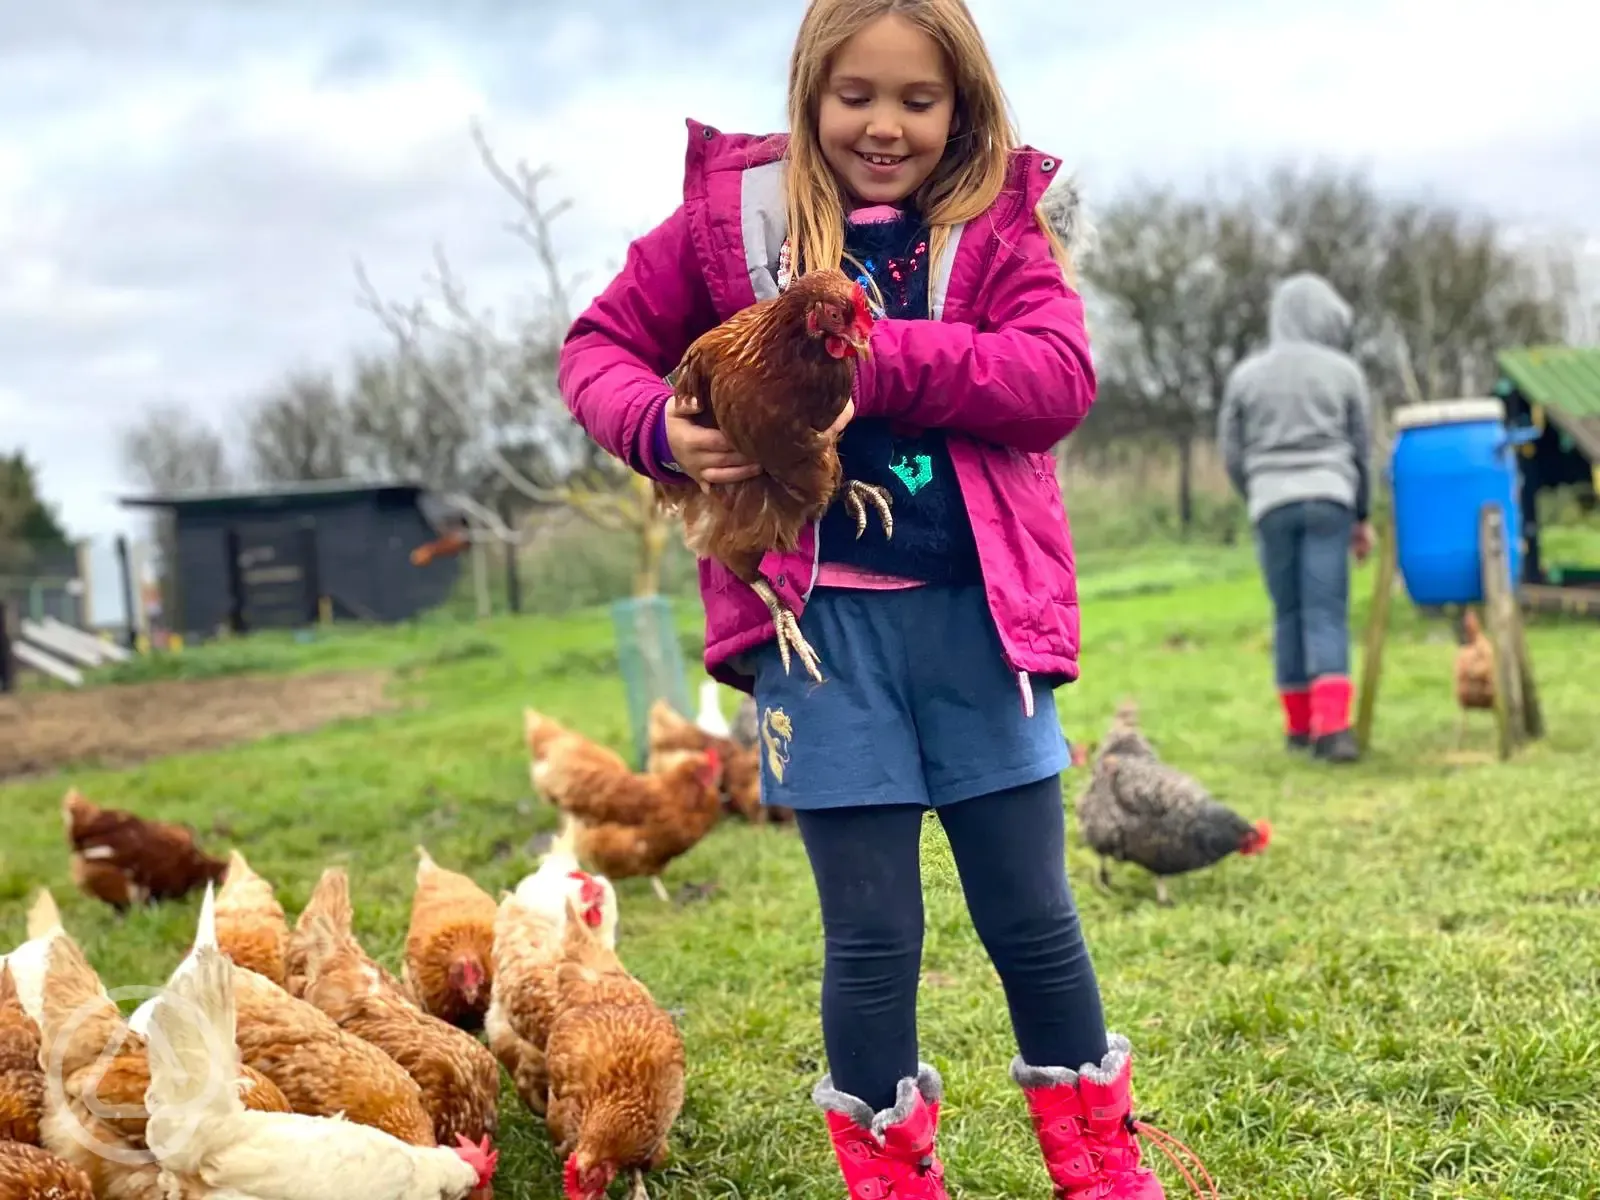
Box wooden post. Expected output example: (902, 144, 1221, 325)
(1479, 504, 1526, 760)
(75, 539, 95, 628)
(0, 600, 14, 694)
(1354, 515, 1397, 753)
(1511, 607, 1545, 740)
(114, 535, 137, 650)
(471, 535, 491, 620)
(499, 501, 522, 616)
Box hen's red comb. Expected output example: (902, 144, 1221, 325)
(453, 1133, 499, 1186)
(1240, 819, 1273, 857)
(568, 870, 605, 905)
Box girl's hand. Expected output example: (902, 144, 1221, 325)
(665, 403, 762, 489)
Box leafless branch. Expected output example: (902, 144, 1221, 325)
(353, 257, 570, 515)
(471, 119, 576, 330)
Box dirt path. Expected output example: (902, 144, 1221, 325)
(0, 672, 398, 779)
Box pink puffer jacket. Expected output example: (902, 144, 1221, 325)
(558, 119, 1095, 694)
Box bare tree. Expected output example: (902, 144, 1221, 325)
(356, 123, 669, 596)
(344, 350, 477, 491)
(244, 370, 353, 483)
(1376, 203, 1571, 402)
(118, 403, 233, 494)
(1081, 164, 1581, 530)
(1079, 183, 1280, 529)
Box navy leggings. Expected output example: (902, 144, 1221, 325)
(796, 775, 1108, 1111)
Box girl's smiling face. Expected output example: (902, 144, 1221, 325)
(816, 13, 955, 205)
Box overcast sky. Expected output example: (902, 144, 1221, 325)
(4, 0, 1596, 540)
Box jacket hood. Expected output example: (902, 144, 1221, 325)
(1268, 272, 1353, 349)
(1038, 169, 1092, 258)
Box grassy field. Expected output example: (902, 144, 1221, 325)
(3, 545, 1599, 1199)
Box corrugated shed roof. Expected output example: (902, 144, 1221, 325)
(1498, 345, 1600, 460)
(117, 478, 435, 515)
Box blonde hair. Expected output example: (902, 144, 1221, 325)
(784, 0, 1072, 288)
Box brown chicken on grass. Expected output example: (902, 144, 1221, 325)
(0, 1140, 95, 1200)
(1454, 608, 1496, 746)
(545, 902, 685, 1200)
(404, 847, 499, 1032)
(654, 268, 878, 682)
(289, 868, 501, 1146)
(526, 708, 724, 902)
(231, 960, 436, 1146)
(0, 960, 98, 1198)
(485, 854, 619, 1118)
(214, 849, 291, 986)
(646, 698, 791, 825)
(0, 965, 43, 1146)
(61, 788, 227, 912)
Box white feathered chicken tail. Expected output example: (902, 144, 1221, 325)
(144, 942, 245, 1173)
(26, 887, 62, 940)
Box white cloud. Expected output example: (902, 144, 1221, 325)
(1, 0, 1595, 542)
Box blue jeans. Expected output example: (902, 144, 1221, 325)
(1254, 500, 1354, 689)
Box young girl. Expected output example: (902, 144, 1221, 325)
(560, 2, 1200, 1196)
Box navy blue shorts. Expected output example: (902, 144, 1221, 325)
(743, 584, 1069, 811)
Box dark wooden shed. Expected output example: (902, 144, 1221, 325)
(120, 480, 463, 638)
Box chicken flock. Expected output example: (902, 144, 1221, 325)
(0, 681, 788, 1200)
(7, 667, 1288, 1200)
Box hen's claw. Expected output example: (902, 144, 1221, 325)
(844, 480, 895, 540)
(751, 580, 824, 683)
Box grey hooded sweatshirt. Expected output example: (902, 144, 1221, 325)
(1218, 272, 1372, 525)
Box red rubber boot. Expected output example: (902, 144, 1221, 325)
(1280, 687, 1312, 750)
(1310, 674, 1359, 762)
(813, 1065, 950, 1199)
(1013, 1035, 1215, 1199)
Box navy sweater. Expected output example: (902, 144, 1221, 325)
(817, 207, 982, 584)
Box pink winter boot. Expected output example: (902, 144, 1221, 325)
(1012, 1035, 1214, 1199)
(813, 1065, 950, 1199)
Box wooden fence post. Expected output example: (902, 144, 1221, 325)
(0, 600, 14, 694)
(115, 535, 138, 650)
(499, 499, 522, 616)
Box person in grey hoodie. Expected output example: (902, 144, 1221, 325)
(1218, 271, 1374, 763)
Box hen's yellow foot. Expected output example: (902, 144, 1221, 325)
(844, 480, 895, 540)
(751, 580, 824, 683)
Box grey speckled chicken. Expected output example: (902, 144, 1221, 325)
(1077, 711, 1271, 905)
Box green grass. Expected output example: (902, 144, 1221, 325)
(5, 546, 1600, 1198)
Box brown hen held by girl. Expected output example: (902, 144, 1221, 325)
(654, 268, 876, 681)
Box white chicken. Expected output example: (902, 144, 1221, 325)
(143, 942, 498, 1200)
(694, 680, 731, 740)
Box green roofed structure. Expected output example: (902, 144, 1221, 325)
(1495, 345, 1600, 608)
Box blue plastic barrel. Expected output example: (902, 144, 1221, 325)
(1390, 399, 1527, 606)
